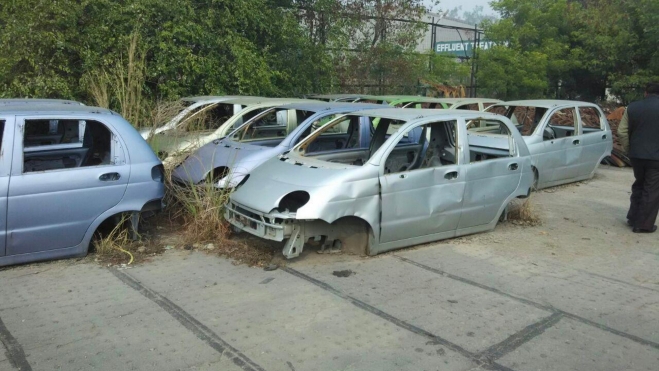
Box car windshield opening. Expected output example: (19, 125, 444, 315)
(179, 103, 239, 132)
(293, 114, 408, 166)
(230, 109, 316, 147)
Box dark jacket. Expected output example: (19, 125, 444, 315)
(627, 95, 659, 161)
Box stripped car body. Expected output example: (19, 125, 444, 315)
(146, 96, 315, 166)
(171, 102, 382, 188)
(0, 104, 164, 267)
(486, 100, 613, 189)
(226, 109, 533, 259)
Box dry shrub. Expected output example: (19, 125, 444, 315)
(164, 168, 232, 244)
(506, 198, 541, 226)
(92, 215, 160, 265)
(163, 164, 278, 266)
(82, 32, 151, 128)
(149, 100, 186, 128)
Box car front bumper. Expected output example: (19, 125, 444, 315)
(225, 200, 293, 242)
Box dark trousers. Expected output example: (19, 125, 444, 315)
(627, 158, 659, 229)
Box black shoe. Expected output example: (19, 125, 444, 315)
(633, 225, 657, 233)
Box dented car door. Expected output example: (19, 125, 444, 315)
(459, 119, 523, 229)
(379, 120, 465, 243)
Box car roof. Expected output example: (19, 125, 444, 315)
(493, 99, 599, 109)
(0, 98, 84, 105)
(307, 94, 362, 99)
(388, 97, 499, 105)
(180, 95, 258, 103)
(0, 104, 114, 115)
(274, 102, 384, 111)
(200, 97, 315, 105)
(359, 95, 425, 102)
(349, 108, 506, 121)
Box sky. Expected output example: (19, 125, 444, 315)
(426, 0, 497, 16)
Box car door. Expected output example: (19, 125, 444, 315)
(0, 116, 14, 257)
(531, 107, 581, 185)
(6, 116, 130, 255)
(458, 118, 522, 229)
(576, 106, 610, 177)
(379, 120, 465, 243)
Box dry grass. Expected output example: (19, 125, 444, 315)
(92, 215, 162, 265)
(164, 168, 232, 245)
(506, 198, 542, 226)
(82, 32, 151, 127)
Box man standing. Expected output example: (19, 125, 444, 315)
(618, 83, 659, 233)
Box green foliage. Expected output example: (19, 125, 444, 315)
(0, 0, 329, 102)
(0, 0, 439, 102)
(478, 0, 659, 101)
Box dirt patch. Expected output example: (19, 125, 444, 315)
(332, 270, 355, 277)
(214, 233, 277, 267)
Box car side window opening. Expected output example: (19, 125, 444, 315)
(579, 107, 603, 133)
(544, 107, 577, 141)
(383, 120, 457, 174)
(23, 119, 115, 173)
(507, 106, 548, 136)
(466, 119, 515, 162)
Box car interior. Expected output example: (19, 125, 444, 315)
(23, 119, 113, 173)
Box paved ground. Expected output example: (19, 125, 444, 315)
(1, 165, 659, 371)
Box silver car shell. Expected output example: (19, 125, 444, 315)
(486, 100, 613, 189)
(158, 97, 316, 166)
(226, 109, 533, 258)
(171, 102, 383, 188)
(0, 104, 164, 267)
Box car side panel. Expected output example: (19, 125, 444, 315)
(0, 116, 15, 257)
(6, 116, 130, 255)
(379, 165, 464, 243)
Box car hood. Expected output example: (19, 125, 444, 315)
(172, 139, 281, 184)
(230, 155, 373, 214)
